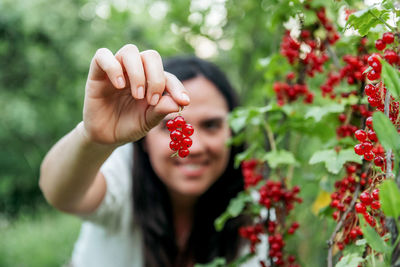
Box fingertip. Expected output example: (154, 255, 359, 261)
(116, 76, 125, 89)
(137, 86, 144, 99)
(180, 93, 190, 104)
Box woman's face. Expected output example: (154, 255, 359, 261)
(145, 76, 231, 200)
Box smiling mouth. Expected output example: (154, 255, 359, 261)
(175, 162, 209, 176)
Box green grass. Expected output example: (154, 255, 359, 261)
(0, 207, 81, 267)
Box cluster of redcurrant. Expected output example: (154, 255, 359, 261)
(355, 188, 382, 226)
(241, 159, 263, 189)
(166, 115, 194, 158)
(239, 223, 264, 254)
(274, 6, 340, 105)
(353, 117, 388, 170)
(336, 103, 372, 139)
(320, 38, 369, 99)
(330, 164, 360, 221)
(314, 7, 340, 45)
(364, 53, 399, 122)
(328, 163, 387, 250)
(258, 181, 302, 212)
(273, 80, 313, 106)
(265, 221, 300, 267)
(354, 118, 379, 161)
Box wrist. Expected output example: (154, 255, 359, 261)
(75, 122, 120, 151)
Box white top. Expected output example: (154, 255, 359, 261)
(70, 143, 267, 267)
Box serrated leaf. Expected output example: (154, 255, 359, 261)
(335, 253, 364, 267)
(381, 59, 400, 99)
(379, 179, 400, 218)
(263, 149, 297, 169)
(309, 149, 362, 174)
(359, 215, 391, 253)
(342, 242, 366, 257)
(305, 104, 344, 122)
(347, 8, 390, 36)
(372, 112, 400, 152)
(382, 0, 394, 9)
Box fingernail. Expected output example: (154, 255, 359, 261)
(150, 94, 160, 106)
(181, 93, 190, 102)
(117, 76, 125, 88)
(137, 86, 144, 99)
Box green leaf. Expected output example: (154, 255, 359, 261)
(379, 179, 400, 218)
(229, 105, 274, 134)
(359, 215, 391, 253)
(335, 253, 364, 267)
(309, 149, 362, 174)
(305, 104, 344, 122)
(372, 112, 400, 152)
(381, 59, 400, 99)
(234, 143, 258, 168)
(262, 149, 298, 169)
(346, 7, 390, 36)
(194, 257, 226, 267)
(227, 253, 255, 267)
(214, 192, 252, 231)
(342, 241, 366, 257)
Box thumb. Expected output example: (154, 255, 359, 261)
(144, 95, 181, 130)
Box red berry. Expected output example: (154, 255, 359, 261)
(166, 119, 176, 131)
(371, 61, 382, 73)
(382, 32, 395, 44)
(355, 130, 367, 142)
(371, 200, 381, 209)
(366, 116, 373, 128)
(384, 49, 398, 64)
(367, 130, 377, 142)
(360, 192, 373, 205)
(362, 141, 373, 152)
(182, 124, 194, 136)
(178, 148, 190, 158)
(364, 151, 374, 161)
(374, 156, 384, 167)
(181, 137, 193, 148)
(375, 39, 386, 50)
(367, 69, 380, 80)
(354, 144, 364, 155)
(174, 116, 185, 128)
(169, 140, 181, 151)
(338, 113, 346, 122)
(170, 130, 183, 141)
(355, 202, 366, 214)
(372, 188, 380, 200)
(364, 213, 376, 227)
(364, 84, 377, 96)
(368, 54, 381, 67)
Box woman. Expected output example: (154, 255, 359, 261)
(39, 45, 266, 266)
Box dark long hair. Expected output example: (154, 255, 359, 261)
(132, 56, 247, 266)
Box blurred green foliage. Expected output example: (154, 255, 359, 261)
(0, 0, 283, 216)
(0, 207, 81, 266)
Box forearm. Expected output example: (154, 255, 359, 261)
(39, 121, 118, 212)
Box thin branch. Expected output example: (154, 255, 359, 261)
(264, 123, 276, 151)
(327, 185, 361, 267)
(326, 45, 341, 70)
(384, 90, 393, 179)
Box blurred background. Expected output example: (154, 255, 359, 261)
(0, 0, 330, 266)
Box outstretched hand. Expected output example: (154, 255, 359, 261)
(82, 44, 190, 145)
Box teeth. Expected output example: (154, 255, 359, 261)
(183, 164, 202, 170)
